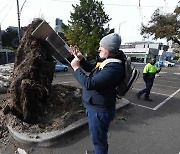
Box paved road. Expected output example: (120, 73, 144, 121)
(1, 64, 180, 154)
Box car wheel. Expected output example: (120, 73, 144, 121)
(64, 68, 68, 72)
(168, 64, 171, 67)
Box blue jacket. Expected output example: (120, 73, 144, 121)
(73, 58, 125, 112)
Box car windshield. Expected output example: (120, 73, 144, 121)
(56, 61, 63, 65)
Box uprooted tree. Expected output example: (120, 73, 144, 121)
(9, 19, 55, 123)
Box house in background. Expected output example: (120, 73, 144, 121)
(55, 18, 62, 33)
(120, 41, 170, 63)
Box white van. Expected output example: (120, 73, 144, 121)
(163, 61, 175, 67)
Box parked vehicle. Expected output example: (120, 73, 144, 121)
(55, 62, 69, 72)
(163, 61, 175, 67)
(155, 61, 163, 67)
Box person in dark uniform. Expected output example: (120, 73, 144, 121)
(137, 58, 161, 101)
(70, 33, 126, 154)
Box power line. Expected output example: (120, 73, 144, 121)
(0, 1, 15, 24)
(50, 0, 177, 8)
(103, 4, 176, 8)
(20, 0, 27, 16)
(0, 0, 13, 14)
(51, 0, 79, 3)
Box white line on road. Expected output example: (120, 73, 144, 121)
(132, 88, 170, 96)
(60, 81, 76, 84)
(54, 73, 72, 77)
(157, 76, 180, 82)
(153, 88, 180, 110)
(129, 102, 154, 110)
(159, 72, 167, 74)
(154, 79, 180, 83)
(136, 81, 180, 89)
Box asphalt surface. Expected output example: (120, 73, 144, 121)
(1, 64, 180, 154)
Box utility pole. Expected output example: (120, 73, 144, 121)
(16, 0, 21, 42)
(0, 24, 2, 49)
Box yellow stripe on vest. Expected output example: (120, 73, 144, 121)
(95, 62, 102, 68)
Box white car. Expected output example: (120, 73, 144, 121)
(163, 61, 175, 67)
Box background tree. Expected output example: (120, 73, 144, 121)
(62, 0, 112, 60)
(141, 1, 180, 42)
(2, 27, 19, 50)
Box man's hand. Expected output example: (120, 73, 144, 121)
(71, 55, 80, 71)
(157, 67, 162, 73)
(70, 45, 84, 61)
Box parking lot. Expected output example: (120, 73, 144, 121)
(1, 64, 180, 154)
(53, 64, 180, 114)
(125, 64, 180, 110)
(51, 64, 180, 154)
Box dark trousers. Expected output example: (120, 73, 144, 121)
(86, 108, 115, 154)
(138, 79, 154, 98)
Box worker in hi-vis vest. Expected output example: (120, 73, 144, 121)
(137, 58, 161, 101)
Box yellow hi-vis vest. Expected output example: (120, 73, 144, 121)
(95, 62, 102, 68)
(143, 63, 157, 73)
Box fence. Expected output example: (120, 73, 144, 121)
(0, 49, 15, 65)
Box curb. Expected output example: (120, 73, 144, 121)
(7, 98, 130, 147)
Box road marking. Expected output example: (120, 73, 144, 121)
(129, 88, 177, 110)
(159, 72, 167, 74)
(135, 82, 180, 89)
(64, 73, 73, 76)
(153, 88, 180, 110)
(153, 83, 180, 89)
(155, 79, 180, 83)
(132, 88, 170, 96)
(54, 73, 72, 77)
(174, 73, 180, 75)
(129, 102, 154, 110)
(60, 81, 76, 84)
(159, 77, 180, 82)
(52, 81, 77, 85)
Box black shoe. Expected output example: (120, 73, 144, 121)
(86, 150, 94, 154)
(144, 97, 153, 101)
(136, 93, 140, 99)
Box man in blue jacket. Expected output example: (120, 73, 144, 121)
(70, 33, 126, 154)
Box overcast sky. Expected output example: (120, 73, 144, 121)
(0, 0, 179, 44)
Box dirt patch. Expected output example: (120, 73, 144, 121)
(8, 84, 85, 134)
(0, 84, 86, 140)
